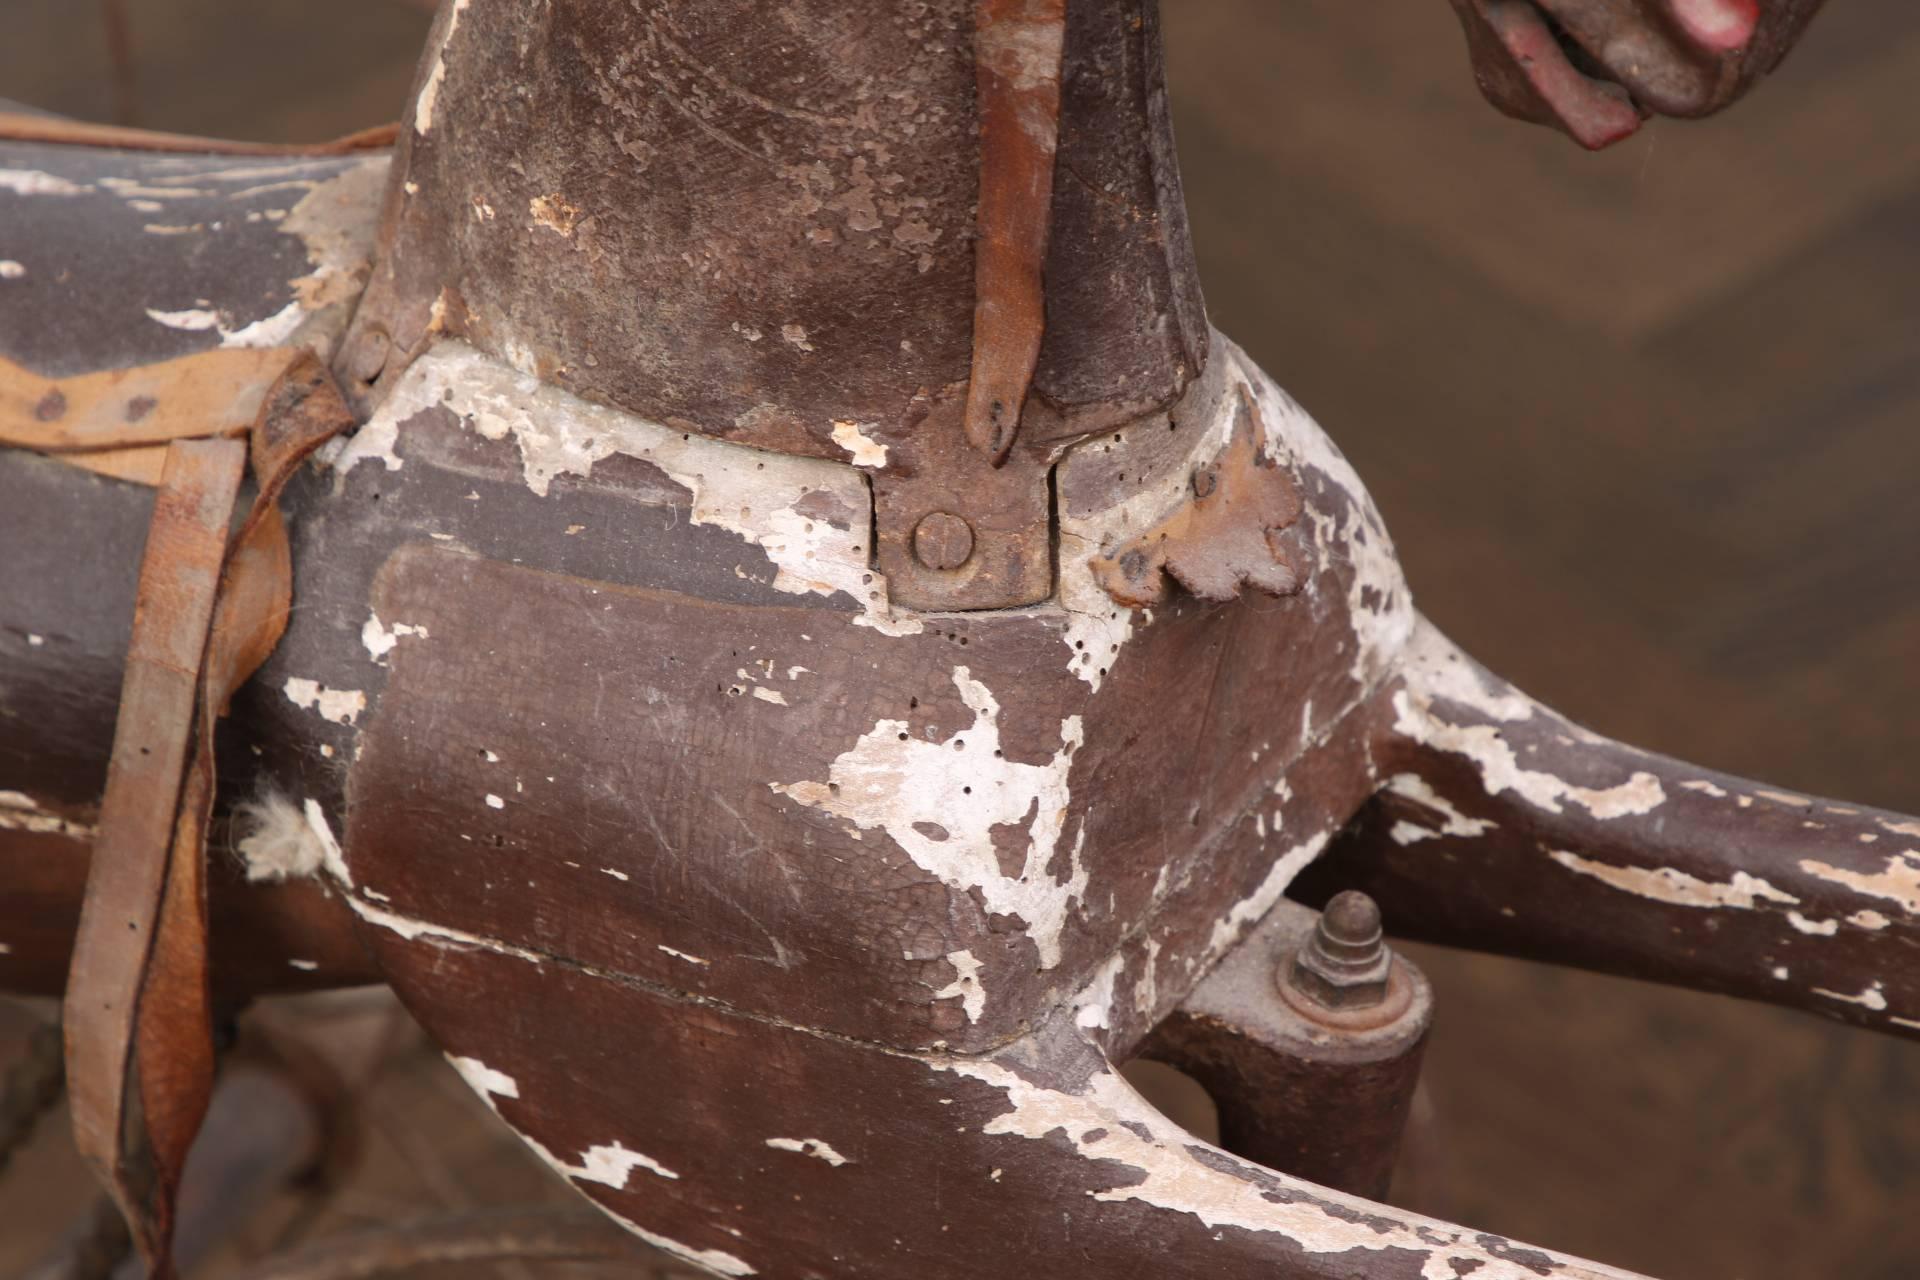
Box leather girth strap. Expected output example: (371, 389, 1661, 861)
(0, 347, 353, 1276)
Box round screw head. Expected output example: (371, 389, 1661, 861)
(912, 512, 975, 572)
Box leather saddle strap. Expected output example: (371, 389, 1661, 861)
(24, 348, 354, 1278)
(64, 437, 247, 1274)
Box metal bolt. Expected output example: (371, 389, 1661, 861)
(1284, 890, 1392, 1012)
(912, 512, 975, 571)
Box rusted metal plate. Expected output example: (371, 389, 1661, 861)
(871, 394, 1055, 609)
(1092, 386, 1304, 607)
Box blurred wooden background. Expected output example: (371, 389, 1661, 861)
(3, 1, 1917, 1276)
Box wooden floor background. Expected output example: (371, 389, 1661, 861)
(3, 2, 1917, 1276)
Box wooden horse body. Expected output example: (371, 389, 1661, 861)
(3, 3, 1907, 1277)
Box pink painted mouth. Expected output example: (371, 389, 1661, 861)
(1492, 1, 1643, 150)
(1669, 0, 1760, 52)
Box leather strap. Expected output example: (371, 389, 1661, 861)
(65, 437, 247, 1273)
(3, 346, 352, 1276)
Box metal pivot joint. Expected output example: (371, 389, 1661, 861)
(1142, 896, 1432, 1201)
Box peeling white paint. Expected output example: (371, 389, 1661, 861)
(1073, 953, 1125, 1030)
(302, 799, 352, 886)
(283, 676, 366, 725)
(575, 1204, 756, 1278)
(99, 176, 206, 199)
(331, 344, 920, 634)
(362, 612, 428, 661)
(933, 948, 986, 1021)
(1813, 981, 1888, 1012)
(0, 169, 91, 196)
(525, 1136, 679, 1187)
(343, 895, 548, 963)
(935, 1054, 1626, 1280)
(220, 300, 305, 348)
(1799, 851, 1920, 914)
(1849, 909, 1890, 930)
(449, 1055, 521, 1100)
(1880, 818, 1920, 838)
(450, 1053, 753, 1273)
(1395, 623, 1665, 820)
(0, 790, 94, 839)
(657, 945, 710, 966)
(146, 306, 221, 331)
(275, 158, 385, 326)
(1051, 383, 1225, 694)
(830, 419, 888, 467)
(141, 298, 306, 350)
(1755, 789, 1813, 808)
(1384, 773, 1495, 845)
(773, 667, 1087, 967)
(765, 1137, 850, 1166)
(0, 261, 24, 279)
(413, 0, 471, 134)
(1547, 850, 1797, 911)
(1772, 966, 1790, 980)
(1207, 833, 1330, 955)
(1055, 564, 1133, 693)
(1681, 779, 1729, 798)
(287, 959, 319, 971)
(1786, 911, 1838, 937)
(1240, 344, 1414, 689)
(751, 686, 788, 706)
(485, 793, 505, 810)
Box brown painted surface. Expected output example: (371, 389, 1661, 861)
(0, 2, 1912, 1280)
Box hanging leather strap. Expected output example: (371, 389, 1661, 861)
(3, 345, 352, 1277)
(65, 436, 246, 1272)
